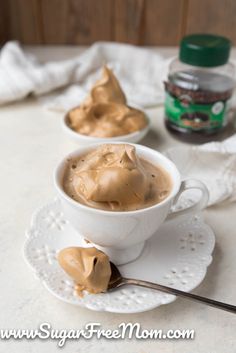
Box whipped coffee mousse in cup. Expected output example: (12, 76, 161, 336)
(63, 66, 150, 144)
(54, 143, 209, 265)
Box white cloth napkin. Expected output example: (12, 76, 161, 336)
(165, 134, 236, 206)
(0, 41, 170, 110)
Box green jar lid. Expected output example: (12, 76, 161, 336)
(180, 34, 231, 67)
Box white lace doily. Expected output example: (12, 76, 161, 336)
(23, 198, 215, 313)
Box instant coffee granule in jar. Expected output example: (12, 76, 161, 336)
(164, 34, 235, 142)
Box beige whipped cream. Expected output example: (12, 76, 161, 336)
(67, 66, 147, 137)
(58, 247, 111, 296)
(63, 144, 172, 211)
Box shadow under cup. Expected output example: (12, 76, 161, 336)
(54, 143, 182, 265)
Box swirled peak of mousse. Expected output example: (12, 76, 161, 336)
(85, 65, 126, 105)
(63, 144, 172, 211)
(68, 66, 147, 137)
(58, 247, 111, 296)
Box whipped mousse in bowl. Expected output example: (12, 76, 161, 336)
(63, 66, 150, 144)
(54, 143, 209, 264)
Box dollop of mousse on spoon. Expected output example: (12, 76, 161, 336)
(58, 247, 111, 296)
(63, 144, 172, 211)
(67, 66, 147, 137)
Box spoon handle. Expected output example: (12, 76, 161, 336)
(123, 278, 236, 314)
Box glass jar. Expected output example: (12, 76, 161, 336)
(164, 34, 235, 142)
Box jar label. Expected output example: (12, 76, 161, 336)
(165, 92, 230, 131)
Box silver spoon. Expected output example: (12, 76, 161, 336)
(108, 262, 236, 314)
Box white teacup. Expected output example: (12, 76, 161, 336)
(54, 143, 209, 265)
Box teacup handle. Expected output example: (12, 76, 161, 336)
(166, 179, 209, 221)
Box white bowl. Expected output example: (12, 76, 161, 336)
(54, 143, 208, 264)
(62, 107, 150, 145)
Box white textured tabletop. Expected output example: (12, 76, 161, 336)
(0, 47, 235, 353)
